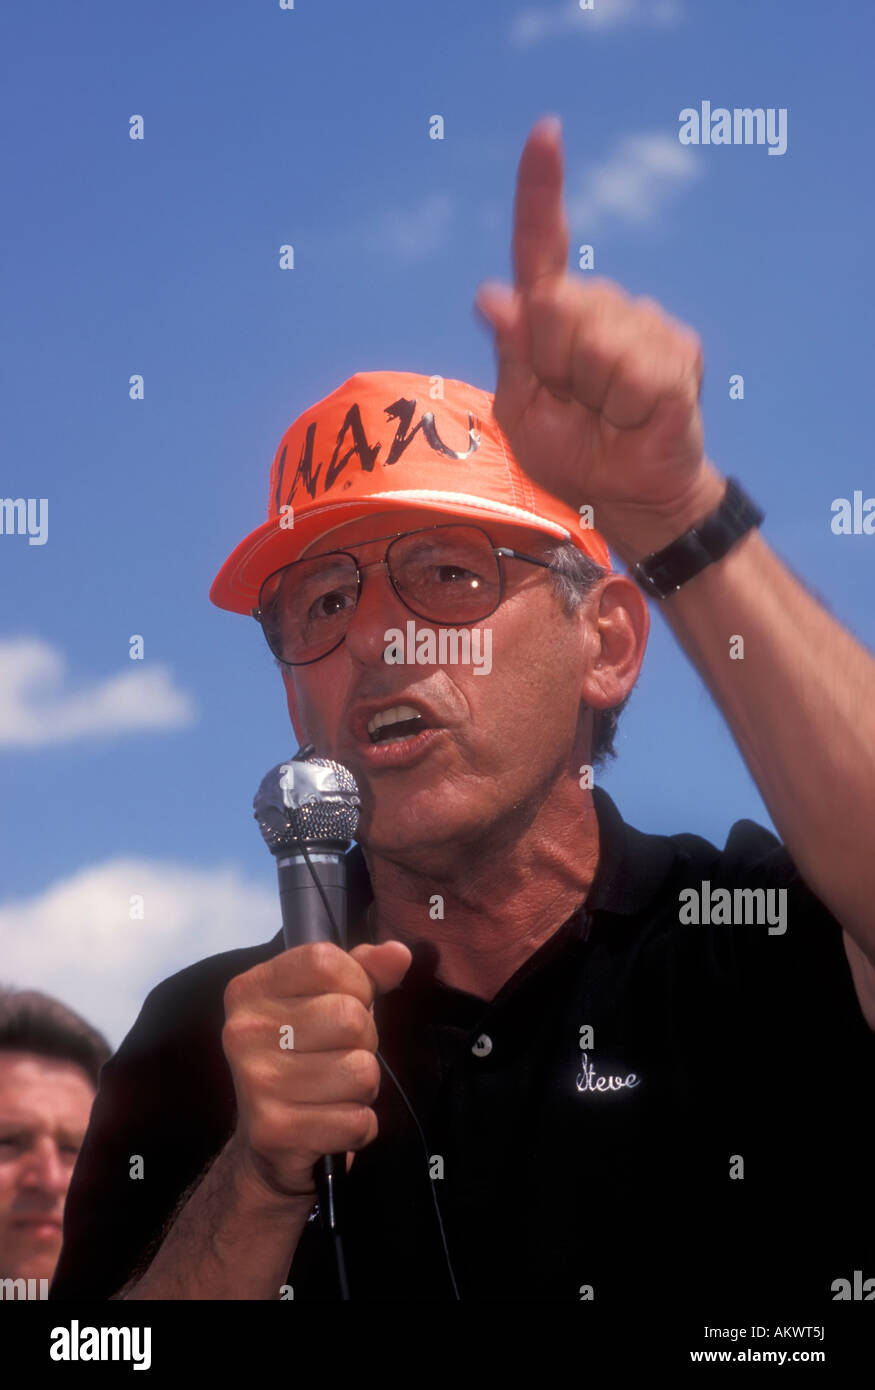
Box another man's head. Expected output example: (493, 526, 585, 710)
(0, 988, 110, 1281)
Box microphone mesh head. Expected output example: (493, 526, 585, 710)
(254, 755, 361, 853)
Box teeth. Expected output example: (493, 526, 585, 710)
(366, 704, 423, 738)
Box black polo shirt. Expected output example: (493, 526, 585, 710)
(49, 787, 875, 1309)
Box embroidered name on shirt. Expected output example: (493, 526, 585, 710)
(576, 1052, 640, 1095)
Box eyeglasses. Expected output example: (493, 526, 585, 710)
(252, 523, 554, 666)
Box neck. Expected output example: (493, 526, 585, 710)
(361, 790, 600, 1001)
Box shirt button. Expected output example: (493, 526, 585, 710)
(471, 1033, 493, 1057)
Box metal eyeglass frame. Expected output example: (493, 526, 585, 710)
(250, 521, 555, 666)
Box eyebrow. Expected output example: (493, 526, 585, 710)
(0, 1122, 85, 1146)
(301, 527, 451, 562)
(300, 551, 355, 570)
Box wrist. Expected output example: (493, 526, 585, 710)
(600, 463, 727, 568)
(222, 1136, 317, 1222)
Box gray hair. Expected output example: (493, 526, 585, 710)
(542, 541, 631, 767)
(271, 538, 631, 767)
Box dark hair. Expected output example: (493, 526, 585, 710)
(0, 987, 112, 1090)
(542, 541, 632, 767)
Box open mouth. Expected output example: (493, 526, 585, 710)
(367, 704, 427, 745)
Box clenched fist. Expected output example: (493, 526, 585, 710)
(221, 939, 412, 1204)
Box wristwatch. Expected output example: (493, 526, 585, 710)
(629, 477, 764, 599)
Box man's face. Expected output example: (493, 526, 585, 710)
(0, 1052, 95, 1280)
(279, 507, 643, 864)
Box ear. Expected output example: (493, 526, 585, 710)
(280, 666, 305, 745)
(579, 575, 649, 713)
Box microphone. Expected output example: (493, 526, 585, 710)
(253, 743, 361, 1298)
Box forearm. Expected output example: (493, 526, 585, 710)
(630, 511, 875, 960)
(115, 1137, 315, 1301)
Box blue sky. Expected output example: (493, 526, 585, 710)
(1, 0, 873, 1047)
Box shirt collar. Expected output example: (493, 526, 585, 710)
(341, 784, 680, 951)
(583, 785, 679, 918)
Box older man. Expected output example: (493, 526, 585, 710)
(51, 118, 875, 1308)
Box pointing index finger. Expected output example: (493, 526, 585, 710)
(512, 115, 569, 290)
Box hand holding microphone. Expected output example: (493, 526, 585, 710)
(220, 746, 411, 1297)
(221, 935, 411, 1202)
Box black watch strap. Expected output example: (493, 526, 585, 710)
(629, 477, 764, 599)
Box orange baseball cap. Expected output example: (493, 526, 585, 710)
(209, 370, 611, 615)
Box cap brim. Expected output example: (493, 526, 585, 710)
(209, 490, 585, 615)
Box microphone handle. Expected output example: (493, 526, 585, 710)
(276, 851, 349, 1238)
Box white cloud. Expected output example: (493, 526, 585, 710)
(568, 132, 701, 233)
(510, 0, 682, 48)
(0, 858, 279, 1049)
(0, 637, 196, 749)
(369, 192, 455, 260)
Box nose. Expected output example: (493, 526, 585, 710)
(343, 558, 411, 665)
(18, 1138, 69, 1199)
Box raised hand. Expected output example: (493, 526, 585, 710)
(474, 115, 725, 562)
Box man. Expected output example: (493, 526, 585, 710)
(0, 988, 109, 1293)
(51, 117, 875, 1308)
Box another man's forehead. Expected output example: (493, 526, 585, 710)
(0, 1053, 93, 1100)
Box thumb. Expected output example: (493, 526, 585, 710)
(474, 281, 534, 396)
(474, 280, 518, 336)
(349, 939, 413, 997)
